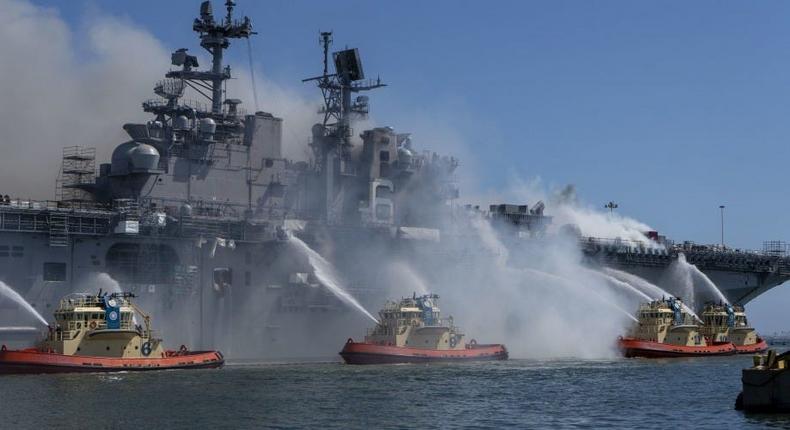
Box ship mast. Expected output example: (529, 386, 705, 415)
(168, 0, 254, 114)
(303, 32, 386, 223)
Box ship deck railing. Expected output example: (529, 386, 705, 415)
(0, 198, 112, 214)
(58, 295, 131, 309)
(0, 198, 114, 236)
(582, 235, 788, 258)
(581, 236, 790, 274)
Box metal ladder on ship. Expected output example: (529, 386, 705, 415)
(48, 213, 68, 247)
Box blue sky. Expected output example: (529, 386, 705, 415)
(32, 0, 790, 329)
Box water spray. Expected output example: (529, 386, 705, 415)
(0, 281, 48, 326)
(289, 234, 379, 324)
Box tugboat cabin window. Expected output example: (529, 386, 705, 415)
(43, 262, 67, 282)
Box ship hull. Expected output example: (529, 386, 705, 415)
(0, 348, 224, 374)
(734, 339, 768, 355)
(619, 338, 736, 358)
(339, 341, 508, 364)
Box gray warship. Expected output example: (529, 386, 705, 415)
(1, 0, 788, 359)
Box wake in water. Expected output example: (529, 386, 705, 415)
(289, 235, 379, 324)
(0, 281, 48, 326)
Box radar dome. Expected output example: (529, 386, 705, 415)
(130, 144, 160, 171)
(110, 141, 138, 175)
(199, 118, 216, 136)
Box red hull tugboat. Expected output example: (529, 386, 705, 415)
(619, 297, 736, 358)
(0, 292, 223, 374)
(700, 302, 768, 355)
(340, 293, 508, 364)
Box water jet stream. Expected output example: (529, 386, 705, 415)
(583, 268, 651, 301)
(603, 267, 703, 323)
(0, 281, 48, 326)
(519, 267, 638, 323)
(678, 253, 729, 304)
(289, 235, 379, 324)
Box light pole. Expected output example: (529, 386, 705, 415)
(719, 205, 725, 248)
(604, 201, 618, 214)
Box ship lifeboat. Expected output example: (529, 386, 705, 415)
(0, 344, 224, 375)
(618, 337, 736, 358)
(340, 338, 508, 365)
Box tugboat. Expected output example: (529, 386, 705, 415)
(700, 302, 767, 354)
(618, 297, 736, 358)
(0, 292, 223, 374)
(340, 294, 508, 364)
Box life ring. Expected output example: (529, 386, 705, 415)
(89, 321, 97, 330)
(141, 341, 152, 356)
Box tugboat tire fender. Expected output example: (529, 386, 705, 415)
(141, 341, 152, 356)
(1, 344, 6, 352)
(180, 344, 188, 353)
(89, 321, 97, 330)
(469, 339, 477, 346)
(346, 338, 354, 344)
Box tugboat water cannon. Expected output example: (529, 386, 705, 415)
(339, 293, 508, 364)
(699, 301, 767, 354)
(0, 292, 223, 374)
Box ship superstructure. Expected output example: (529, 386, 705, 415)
(43, 292, 160, 357)
(700, 302, 767, 353)
(365, 294, 464, 349)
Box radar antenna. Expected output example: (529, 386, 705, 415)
(167, 0, 255, 114)
(302, 32, 386, 223)
(303, 32, 386, 149)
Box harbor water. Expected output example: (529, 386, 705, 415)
(2, 355, 789, 429)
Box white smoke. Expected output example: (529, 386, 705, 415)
(506, 178, 657, 246)
(0, 0, 170, 199)
(225, 66, 322, 161)
(0, 0, 323, 198)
